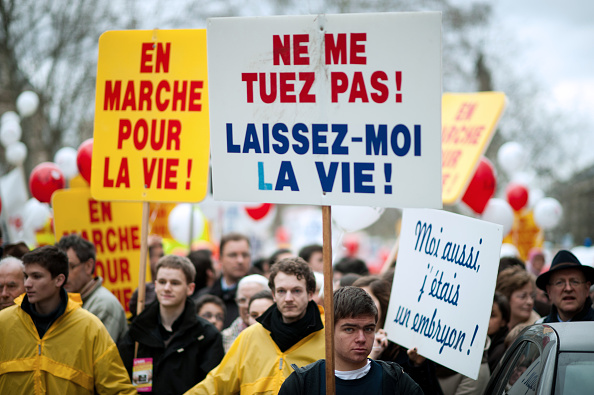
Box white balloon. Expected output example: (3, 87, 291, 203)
(22, 198, 51, 231)
(16, 91, 40, 118)
(1, 111, 20, 125)
(481, 198, 514, 236)
(497, 142, 526, 176)
(54, 147, 79, 179)
(331, 205, 385, 232)
(5, 142, 27, 166)
(500, 243, 520, 258)
(528, 188, 545, 208)
(168, 204, 205, 245)
(511, 170, 535, 187)
(0, 120, 22, 147)
(534, 197, 563, 230)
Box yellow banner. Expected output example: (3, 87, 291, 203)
(91, 29, 210, 202)
(503, 209, 543, 261)
(442, 92, 506, 204)
(52, 188, 145, 314)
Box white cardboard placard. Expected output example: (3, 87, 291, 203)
(208, 13, 442, 208)
(384, 208, 503, 379)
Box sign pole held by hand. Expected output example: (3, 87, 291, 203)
(322, 205, 335, 395)
(134, 201, 150, 358)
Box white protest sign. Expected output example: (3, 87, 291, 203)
(208, 13, 442, 208)
(384, 208, 503, 379)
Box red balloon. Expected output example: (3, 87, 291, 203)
(245, 203, 273, 221)
(29, 162, 65, 203)
(77, 138, 93, 184)
(506, 183, 529, 211)
(462, 157, 496, 214)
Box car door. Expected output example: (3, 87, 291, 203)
(485, 339, 543, 395)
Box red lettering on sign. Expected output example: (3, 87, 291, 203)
(142, 158, 179, 190)
(89, 201, 113, 223)
(272, 34, 310, 66)
(140, 42, 171, 73)
(118, 118, 181, 151)
(104, 80, 203, 113)
(242, 72, 317, 103)
(104, 80, 122, 110)
(106, 228, 117, 252)
(330, 71, 390, 103)
(324, 33, 368, 65)
(89, 200, 100, 223)
(111, 288, 132, 313)
(188, 81, 203, 111)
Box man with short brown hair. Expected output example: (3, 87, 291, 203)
(0, 245, 135, 394)
(198, 233, 252, 328)
(279, 286, 422, 394)
(118, 255, 224, 394)
(186, 257, 325, 394)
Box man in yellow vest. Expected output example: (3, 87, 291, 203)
(186, 257, 325, 395)
(0, 245, 135, 394)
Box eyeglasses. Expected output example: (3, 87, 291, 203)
(549, 279, 587, 289)
(200, 312, 224, 322)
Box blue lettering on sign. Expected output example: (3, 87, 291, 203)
(292, 123, 309, 155)
(312, 124, 328, 154)
(365, 124, 421, 156)
(275, 161, 299, 191)
(258, 162, 272, 190)
(409, 308, 467, 354)
(366, 124, 388, 155)
(226, 123, 240, 153)
(315, 162, 339, 192)
(243, 123, 262, 153)
(331, 124, 348, 154)
(272, 123, 289, 154)
(354, 162, 374, 193)
(414, 221, 483, 273)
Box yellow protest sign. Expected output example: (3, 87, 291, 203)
(148, 202, 175, 239)
(91, 29, 210, 202)
(503, 209, 544, 261)
(52, 188, 145, 314)
(442, 92, 506, 204)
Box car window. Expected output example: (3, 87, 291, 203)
(497, 341, 542, 395)
(554, 352, 594, 394)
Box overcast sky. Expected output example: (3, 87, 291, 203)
(492, 1, 594, 117)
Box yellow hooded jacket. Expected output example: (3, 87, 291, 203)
(185, 305, 325, 395)
(0, 293, 135, 394)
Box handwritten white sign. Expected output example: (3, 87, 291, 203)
(384, 208, 503, 379)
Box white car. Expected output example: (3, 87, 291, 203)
(484, 322, 594, 394)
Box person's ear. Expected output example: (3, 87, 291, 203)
(85, 258, 95, 276)
(55, 273, 66, 288)
(187, 282, 195, 296)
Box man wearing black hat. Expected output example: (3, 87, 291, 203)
(536, 250, 594, 323)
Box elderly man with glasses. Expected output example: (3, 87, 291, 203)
(536, 250, 594, 323)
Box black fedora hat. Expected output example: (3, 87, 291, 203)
(536, 250, 594, 290)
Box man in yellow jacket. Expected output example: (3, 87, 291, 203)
(0, 245, 135, 394)
(185, 257, 325, 395)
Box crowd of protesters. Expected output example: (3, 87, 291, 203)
(0, 229, 593, 394)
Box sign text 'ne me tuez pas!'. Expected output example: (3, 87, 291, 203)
(208, 13, 442, 208)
